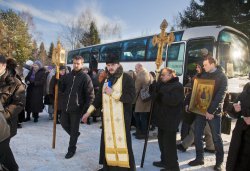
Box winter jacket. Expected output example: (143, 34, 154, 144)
(151, 77, 184, 131)
(200, 66, 228, 115)
(60, 69, 94, 114)
(1, 70, 25, 137)
(135, 68, 152, 113)
(25, 68, 46, 113)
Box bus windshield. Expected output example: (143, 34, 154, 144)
(185, 38, 214, 77)
(218, 31, 250, 77)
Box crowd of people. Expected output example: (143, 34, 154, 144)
(0, 52, 249, 171)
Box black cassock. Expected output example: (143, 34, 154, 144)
(92, 72, 136, 171)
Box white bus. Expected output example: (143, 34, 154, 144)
(67, 25, 250, 95)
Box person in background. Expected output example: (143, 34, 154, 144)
(134, 63, 152, 139)
(45, 67, 56, 120)
(6, 58, 25, 129)
(127, 70, 137, 129)
(0, 55, 26, 171)
(23, 60, 33, 79)
(25, 60, 46, 122)
(151, 67, 184, 171)
(226, 82, 250, 171)
(82, 67, 100, 124)
(149, 71, 156, 131)
(49, 66, 67, 124)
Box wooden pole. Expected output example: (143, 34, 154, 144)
(52, 65, 59, 149)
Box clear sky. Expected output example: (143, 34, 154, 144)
(0, 0, 190, 50)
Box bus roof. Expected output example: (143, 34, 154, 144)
(68, 25, 248, 52)
(181, 25, 249, 41)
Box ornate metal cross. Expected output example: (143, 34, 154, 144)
(152, 19, 175, 71)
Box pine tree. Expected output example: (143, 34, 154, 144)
(80, 21, 100, 46)
(179, 0, 250, 38)
(48, 42, 54, 59)
(0, 9, 32, 64)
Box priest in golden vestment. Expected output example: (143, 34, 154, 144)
(82, 52, 136, 171)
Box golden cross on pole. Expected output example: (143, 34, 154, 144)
(140, 19, 175, 168)
(152, 19, 175, 77)
(52, 39, 65, 149)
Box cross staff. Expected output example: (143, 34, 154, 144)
(152, 19, 175, 77)
(52, 40, 65, 149)
(140, 19, 175, 168)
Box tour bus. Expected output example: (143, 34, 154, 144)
(67, 25, 250, 97)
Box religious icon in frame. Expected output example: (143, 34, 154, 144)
(189, 78, 215, 115)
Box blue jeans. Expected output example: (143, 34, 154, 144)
(134, 112, 149, 135)
(194, 114, 224, 164)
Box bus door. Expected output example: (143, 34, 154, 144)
(165, 41, 186, 84)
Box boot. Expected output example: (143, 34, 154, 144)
(24, 113, 31, 122)
(132, 128, 141, 136)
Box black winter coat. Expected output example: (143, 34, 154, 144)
(200, 67, 228, 115)
(1, 70, 26, 137)
(226, 82, 250, 171)
(151, 77, 184, 131)
(49, 74, 65, 111)
(60, 69, 94, 114)
(25, 68, 46, 113)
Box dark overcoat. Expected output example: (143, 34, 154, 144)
(151, 77, 184, 132)
(226, 82, 250, 171)
(25, 68, 46, 113)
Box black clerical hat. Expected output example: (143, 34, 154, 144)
(105, 50, 120, 64)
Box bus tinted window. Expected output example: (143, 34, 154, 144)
(121, 38, 147, 61)
(100, 43, 122, 62)
(79, 48, 91, 63)
(91, 46, 100, 62)
(166, 43, 185, 76)
(67, 50, 80, 64)
(147, 37, 166, 61)
(186, 38, 214, 77)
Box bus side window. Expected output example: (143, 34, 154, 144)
(122, 38, 147, 61)
(146, 37, 166, 61)
(79, 49, 91, 63)
(100, 43, 122, 62)
(67, 50, 80, 64)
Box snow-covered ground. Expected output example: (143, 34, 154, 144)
(11, 110, 233, 171)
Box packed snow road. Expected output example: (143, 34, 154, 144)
(11, 111, 233, 171)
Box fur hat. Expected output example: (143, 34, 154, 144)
(59, 65, 66, 70)
(105, 51, 120, 64)
(6, 58, 17, 70)
(25, 60, 34, 66)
